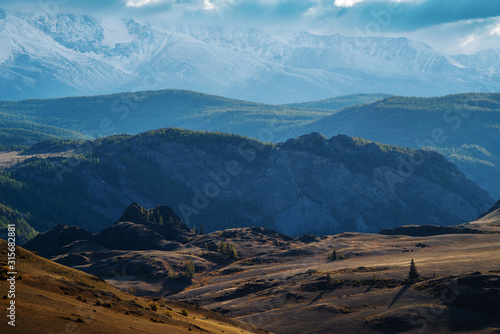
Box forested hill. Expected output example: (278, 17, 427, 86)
(284, 93, 392, 110)
(0, 128, 492, 239)
(0, 90, 385, 148)
(290, 93, 500, 197)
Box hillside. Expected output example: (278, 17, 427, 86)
(0, 118, 86, 149)
(462, 199, 500, 233)
(0, 90, 387, 149)
(285, 93, 392, 110)
(0, 128, 493, 237)
(2, 90, 497, 203)
(0, 239, 266, 334)
(0, 202, 37, 243)
(290, 93, 500, 198)
(23, 202, 500, 334)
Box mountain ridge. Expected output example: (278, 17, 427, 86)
(288, 93, 500, 197)
(1, 8, 499, 103)
(0, 128, 493, 237)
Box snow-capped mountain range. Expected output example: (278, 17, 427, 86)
(0, 7, 499, 103)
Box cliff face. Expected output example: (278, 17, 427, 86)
(10, 129, 494, 235)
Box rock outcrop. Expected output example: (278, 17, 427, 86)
(25, 203, 194, 255)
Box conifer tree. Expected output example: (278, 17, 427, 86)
(408, 259, 420, 281)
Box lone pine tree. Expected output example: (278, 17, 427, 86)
(408, 259, 420, 281)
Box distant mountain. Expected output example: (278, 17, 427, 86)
(0, 128, 493, 236)
(289, 93, 500, 198)
(1, 8, 499, 103)
(453, 49, 500, 73)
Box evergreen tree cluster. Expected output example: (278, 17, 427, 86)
(218, 242, 239, 259)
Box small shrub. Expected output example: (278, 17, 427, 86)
(340, 306, 354, 314)
(326, 272, 333, 288)
(335, 279, 345, 287)
(185, 259, 195, 279)
(149, 302, 159, 312)
(95, 298, 102, 306)
(102, 301, 112, 308)
(327, 250, 337, 261)
(180, 309, 189, 316)
(76, 295, 87, 302)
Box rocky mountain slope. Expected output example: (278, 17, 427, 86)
(1, 129, 493, 237)
(1, 8, 499, 103)
(24, 203, 194, 256)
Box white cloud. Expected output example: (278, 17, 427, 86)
(490, 23, 500, 36)
(333, 0, 418, 8)
(204, 0, 216, 10)
(125, 0, 164, 8)
(334, 0, 364, 8)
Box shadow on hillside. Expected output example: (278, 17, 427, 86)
(388, 285, 410, 309)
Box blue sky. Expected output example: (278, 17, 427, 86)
(3, 0, 500, 54)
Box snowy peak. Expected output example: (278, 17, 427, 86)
(0, 8, 499, 103)
(453, 49, 500, 74)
